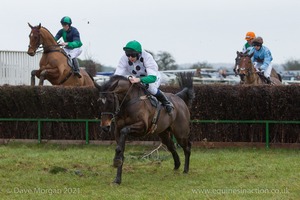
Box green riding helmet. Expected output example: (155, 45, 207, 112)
(123, 40, 142, 53)
(60, 16, 72, 25)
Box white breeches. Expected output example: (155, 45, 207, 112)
(63, 47, 82, 59)
(254, 62, 272, 78)
(147, 77, 161, 95)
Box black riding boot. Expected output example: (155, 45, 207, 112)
(72, 58, 82, 78)
(155, 90, 174, 114)
(266, 77, 271, 84)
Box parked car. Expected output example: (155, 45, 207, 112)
(160, 72, 177, 85)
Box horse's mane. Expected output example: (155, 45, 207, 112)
(39, 26, 57, 42)
(101, 75, 129, 92)
(41, 26, 55, 37)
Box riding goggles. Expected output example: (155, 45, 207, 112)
(125, 52, 139, 58)
(252, 42, 262, 47)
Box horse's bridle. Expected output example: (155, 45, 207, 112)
(100, 83, 134, 119)
(29, 28, 61, 54)
(239, 56, 254, 82)
(234, 56, 241, 76)
(28, 28, 42, 53)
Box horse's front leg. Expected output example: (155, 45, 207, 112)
(31, 70, 38, 86)
(113, 126, 130, 184)
(38, 70, 48, 86)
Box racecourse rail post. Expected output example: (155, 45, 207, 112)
(0, 118, 101, 144)
(265, 122, 270, 149)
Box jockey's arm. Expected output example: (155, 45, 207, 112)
(66, 40, 82, 48)
(260, 50, 273, 70)
(129, 75, 157, 84)
(140, 75, 157, 84)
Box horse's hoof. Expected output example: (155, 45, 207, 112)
(183, 170, 189, 174)
(113, 159, 123, 168)
(111, 181, 121, 185)
(113, 178, 121, 185)
(174, 162, 181, 170)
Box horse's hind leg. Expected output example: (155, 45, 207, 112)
(176, 137, 191, 173)
(159, 130, 181, 170)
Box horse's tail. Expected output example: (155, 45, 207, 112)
(175, 72, 195, 108)
(277, 73, 282, 82)
(86, 71, 94, 82)
(93, 78, 102, 91)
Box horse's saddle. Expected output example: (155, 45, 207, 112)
(148, 95, 159, 108)
(67, 57, 73, 69)
(60, 49, 73, 69)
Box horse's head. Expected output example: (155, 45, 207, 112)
(96, 76, 133, 133)
(234, 51, 242, 75)
(238, 52, 254, 81)
(27, 23, 42, 56)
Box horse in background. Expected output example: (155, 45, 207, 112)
(95, 72, 194, 184)
(27, 23, 94, 87)
(237, 51, 282, 85)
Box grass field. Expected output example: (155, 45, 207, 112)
(0, 142, 299, 200)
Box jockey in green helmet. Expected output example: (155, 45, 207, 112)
(55, 16, 83, 78)
(114, 40, 174, 114)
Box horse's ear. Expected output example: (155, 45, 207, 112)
(28, 23, 33, 29)
(249, 52, 254, 58)
(94, 81, 102, 91)
(236, 51, 239, 55)
(38, 23, 41, 29)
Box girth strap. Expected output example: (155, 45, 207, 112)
(146, 98, 162, 135)
(126, 94, 162, 134)
(59, 70, 73, 85)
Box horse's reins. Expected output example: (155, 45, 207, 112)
(100, 83, 134, 117)
(99, 83, 134, 132)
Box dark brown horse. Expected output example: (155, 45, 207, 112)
(27, 23, 94, 87)
(95, 72, 194, 184)
(237, 51, 282, 85)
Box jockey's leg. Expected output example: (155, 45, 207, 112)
(72, 58, 82, 78)
(264, 65, 273, 84)
(65, 48, 82, 78)
(154, 89, 174, 114)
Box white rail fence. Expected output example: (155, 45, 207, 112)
(0, 50, 50, 85)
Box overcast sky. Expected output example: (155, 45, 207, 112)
(1, 0, 300, 68)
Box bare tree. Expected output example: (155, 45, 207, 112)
(155, 51, 178, 70)
(282, 59, 300, 70)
